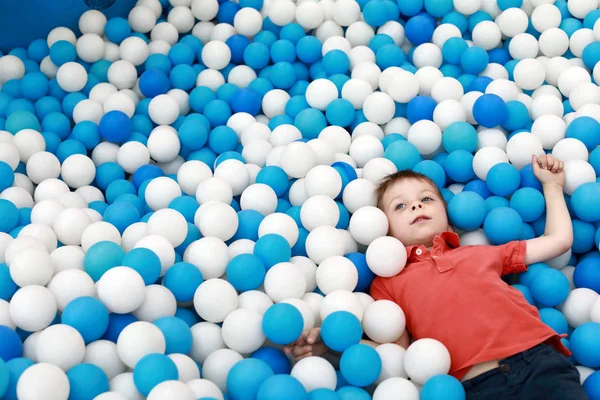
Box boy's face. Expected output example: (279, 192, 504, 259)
(380, 178, 450, 248)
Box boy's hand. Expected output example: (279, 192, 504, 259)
(283, 327, 328, 361)
(532, 154, 565, 188)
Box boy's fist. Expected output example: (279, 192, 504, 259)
(283, 328, 328, 361)
(532, 154, 565, 187)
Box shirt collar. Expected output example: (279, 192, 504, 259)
(405, 231, 461, 261)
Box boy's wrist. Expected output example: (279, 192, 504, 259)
(542, 182, 563, 191)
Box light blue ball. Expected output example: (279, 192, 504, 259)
(573, 257, 600, 293)
(227, 358, 275, 400)
(257, 374, 307, 400)
(163, 262, 203, 302)
(227, 253, 266, 292)
(336, 386, 371, 400)
(444, 150, 474, 183)
(529, 268, 570, 307)
(133, 353, 179, 396)
(509, 187, 545, 223)
(254, 234, 291, 269)
(571, 322, 600, 368)
(442, 122, 477, 153)
(486, 163, 520, 197)
(413, 160, 446, 188)
(571, 182, 600, 222)
(340, 344, 381, 387)
(583, 370, 600, 400)
(309, 388, 342, 400)
(539, 308, 568, 335)
(321, 311, 363, 352)
(484, 207, 523, 244)
(84, 241, 126, 282)
(122, 248, 162, 285)
(66, 364, 109, 400)
(262, 303, 303, 345)
(3, 358, 34, 400)
(384, 140, 423, 170)
(512, 284, 535, 305)
(448, 191, 486, 231)
(0, 263, 17, 300)
(256, 166, 289, 197)
(61, 296, 109, 344)
(0, 359, 7, 398)
(421, 374, 465, 400)
(154, 316, 193, 355)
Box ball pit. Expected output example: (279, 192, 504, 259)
(0, 0, 600, 399)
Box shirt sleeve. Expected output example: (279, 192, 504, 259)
(369, 277, 395, 302)
(495, 240, 528, 276)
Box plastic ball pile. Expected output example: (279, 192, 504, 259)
(1, 0, 600, 399)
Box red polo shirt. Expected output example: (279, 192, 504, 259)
(369, 231, 570, 380)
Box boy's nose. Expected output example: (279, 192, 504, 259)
(412, 204, 422, 210)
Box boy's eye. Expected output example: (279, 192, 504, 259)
(395, 203, 405, 210)
(422, 196, 433, 202)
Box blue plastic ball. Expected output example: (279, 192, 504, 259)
(571, 182, 600, 222)
(154, 316, 193, 355)
(227, 253, 266, 292)
(99, 110, 132, 144)
(254, 234, 291, 269)
(486, 163, 521, 197)
(444, 150, 475, 183)
(227, 358, 275, 400)
(133, 353, 179, 396)
(406, 96, 436, 122)
(571, 322, 600, 368)
(257, 374, 307, 400)
(406, 15, 436, 45)
(473, 94, 507, 128)
(61, 296, 109, 343)
(573, 257, 600, 293)
(530, 268, 570, 307)
(121, 248, 162, 285)
(384, 140, 423, 170)
(105, 17, 131, 44)
(566, 117, 600, 151)
(484, 207, 523, 245)
(0, 199, 18, 233)
(448, 191, 486, 231)
(0, 326, 22, 361)
(340, 344, 381, 387)
(421, 375, 465, 400)
(49, 40, 76, 66)
(321, 311, 363, 352)
(66, 363, 109, 400)
(539, 308, 568, 335)
(583, 370, 600, 399)
(84, 241, 126, 282)
(509, 187, 545, 223)
(103, 313, 138, 343)
(139, 69, 171, 98)
(251, 347, 291, 375)
(262, 303, 303, 345)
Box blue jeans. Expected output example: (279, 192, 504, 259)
(461, 343, 589, 400)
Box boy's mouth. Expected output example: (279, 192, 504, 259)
(411, 215, 431, 224)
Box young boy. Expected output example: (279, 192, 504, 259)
(285, 154, 588, 399)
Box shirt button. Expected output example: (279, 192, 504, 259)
(500, 364, 510, 373)
(416, 249, 423, 255)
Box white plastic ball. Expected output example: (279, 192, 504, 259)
(117, 321, 166, 369)
(404, 339, 452, 385)
(349, 206, 388, 246)
(472, 20, 502, 50)
(563, 159, 596, 195)
(145, 176, 182, 210)
(306, 79, 338, 110)
(17, 363, 70, 400)
(193, 279, 238, 323)
(412, 43, 442, 68)
(363, 300, 406, 343)
(473, 146, 510, 179)
(264, 262, 307, 302)
(291, 356, 337, 392)
(195, 202, 238, 241)
(133, 284, 177, 322)
(280, 142, 318, 178)
(305, 226, 346, 265)
(221, 308, 266, 354)
(509, 33, 539, 60)
(552, 138, 589, 162)
(239, 183, 278, 215)
(36, 324, 85, 371)
(376, 344, 408, 383)
(134, 235, 175, 276)
(320, 289, 364, 321)
(258, 212, 299, 247)
(147, 208, 187, 247)
(97, 267, 146, 314)
(84, 340, 126, 380)
(13, 129, 45, 163)
(373, 378, 419, 400)
(9, 247, 54, 287)
(0, 55, 25, 83)
(9, 285, 57, 332)
(148, 94, 180, 125)
(365, 236, 408, 278)
(363, 92, 395, 125)
(300, 195, 340, 231)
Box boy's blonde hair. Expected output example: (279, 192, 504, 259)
(375, 170, 448, 210)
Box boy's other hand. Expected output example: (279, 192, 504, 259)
(532, 154, 565, 188)
(283, 327, 328, 361)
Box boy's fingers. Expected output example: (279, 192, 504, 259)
(307, 329, 320, 344)
(292, 345, 312, 357)
(539, 154, 548, 169)
(559, 161, 564, 171)
(532, 155, 540, 171)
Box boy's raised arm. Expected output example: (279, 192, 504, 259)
(524, 154, 573, 265)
